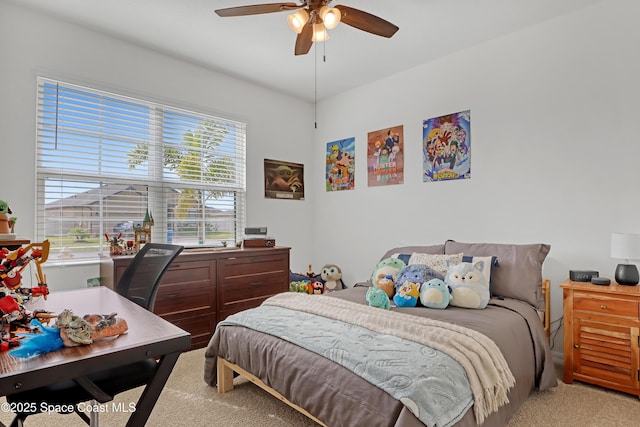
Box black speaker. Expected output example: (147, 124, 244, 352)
(569, 270, 598, 282)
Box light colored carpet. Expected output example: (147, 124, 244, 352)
(1, 348, 639, 426)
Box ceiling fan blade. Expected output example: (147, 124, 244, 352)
(294, 24, 313, 55)
(334, 5, 399, 38)
(215, 3, 301, 17)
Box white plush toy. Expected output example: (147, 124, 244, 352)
(445, 261, 490, 309)
(321, 264, 344, 292)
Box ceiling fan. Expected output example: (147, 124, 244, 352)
(214, 1, 399, 56)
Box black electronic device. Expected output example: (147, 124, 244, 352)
(245, 227, 267, 236)
(591, 276, 611, 286)
(569, 270, 599, 282)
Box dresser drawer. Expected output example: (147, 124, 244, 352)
(166, 313, 216, 350)
(154, 281, 215, 316)
(153, 259, 216, 316)
(219, 274, 286, 305)
(574, 292, 639, 319)
(219, 253, 288, 279)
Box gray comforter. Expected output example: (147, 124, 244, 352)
(204, 287, 557, 427)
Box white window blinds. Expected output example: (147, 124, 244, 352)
(36, 77, 246, 260)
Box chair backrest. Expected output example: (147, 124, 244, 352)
(115, 243, 184, 311)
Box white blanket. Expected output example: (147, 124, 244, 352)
(264, 293, 515, 425)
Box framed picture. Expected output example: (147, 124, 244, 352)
(264, 159, 305, 200)
(326, 138, 355, 191)
(423, 110, 471, 182)
(367, 125, 404, 187)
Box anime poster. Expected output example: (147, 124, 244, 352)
(326, 138, 355, 191)
(423, 110, 471, 182)
(367, 125, 404, 187)
(264, 159, 304, 200)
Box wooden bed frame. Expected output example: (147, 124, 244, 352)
(217, 357, 328, 426)
(217, 279, 552, 426)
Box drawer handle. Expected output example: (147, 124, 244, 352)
(250, 281, 263, 286)
(600, 304, 608, 310)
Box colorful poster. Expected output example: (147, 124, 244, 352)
(264, 159, 304, 200)
(326, 138, 355, 191)
(367, 125, 404, 187)
(423, 110, 471, 182)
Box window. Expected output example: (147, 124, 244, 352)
(36, 78, 246, 260)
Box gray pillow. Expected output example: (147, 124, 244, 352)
(380, 244, 445, 262)
(444, 240, 550, 310)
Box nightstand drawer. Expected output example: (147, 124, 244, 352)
(574, 292, 639, 319)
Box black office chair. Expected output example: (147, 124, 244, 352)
(7, 243, 184, 427)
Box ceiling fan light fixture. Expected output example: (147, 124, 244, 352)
(319, 6, 341, 30)
(311, 22, 329, 42)
(287, 9, 309, 34)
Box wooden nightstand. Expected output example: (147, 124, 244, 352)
(561, 279, 640, 397)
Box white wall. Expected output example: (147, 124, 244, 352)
(313, 0, 640, 353)
(0, 1, 315, 288)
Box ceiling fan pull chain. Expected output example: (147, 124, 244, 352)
(314, 42, 318, 129)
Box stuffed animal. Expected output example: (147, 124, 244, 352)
(321, 264, 344, 292)
(310, 281, 324, 295)
(392, 281, 420, 307)
(394, 264, 443, 293)
(419, 278, 452, 309)
(446, 261, 490, 309)
(370, 257, 406, 285)
(366, 286, 391, 309)
(375, 274, 396, 298)
(289, 280, 310, 293)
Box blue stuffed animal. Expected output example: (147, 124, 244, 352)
(392, 281, 420, 307)
(9, 319, 65, 358)
(394, 264, 443, 293)
(366, 286, 391, 309)
(419, 278, 452, 309)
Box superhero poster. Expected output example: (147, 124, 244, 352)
(423, 110, 471, 182)
(367, 125, 404, 187)
(326, 138, 355, 191)
(264, 159, 304, 200)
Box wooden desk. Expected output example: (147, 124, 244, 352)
(0, 287, 191, 426)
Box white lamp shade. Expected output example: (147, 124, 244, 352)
(319, 6, 341, 29)
(611, 233, 640, 261)
(311, 23, 329, 42)
(287, 9, 309, 34)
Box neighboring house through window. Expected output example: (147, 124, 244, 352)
(36, 78, 246, 260)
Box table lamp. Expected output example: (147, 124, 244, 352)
(611, 232, 640, 285)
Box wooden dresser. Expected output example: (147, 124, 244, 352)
(561, 279, 640, 397)
(100, 246, 290, 349)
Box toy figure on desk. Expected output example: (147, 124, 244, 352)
(9, 309, 129, 358)
(0, 199, 15, 236)
(0, 241, 50, 296)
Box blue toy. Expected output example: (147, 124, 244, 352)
(392, 281, 420, 307)
(419, 278, 452, 309)
(366, 286, 391, 309)
(9, 319, 65, 358)
(394, 264, 443, 292)
(446, 261, 490, 309)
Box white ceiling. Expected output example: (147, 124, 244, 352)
(9, 0, 603, 103)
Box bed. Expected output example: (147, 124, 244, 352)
(204, 241, 558, 427)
